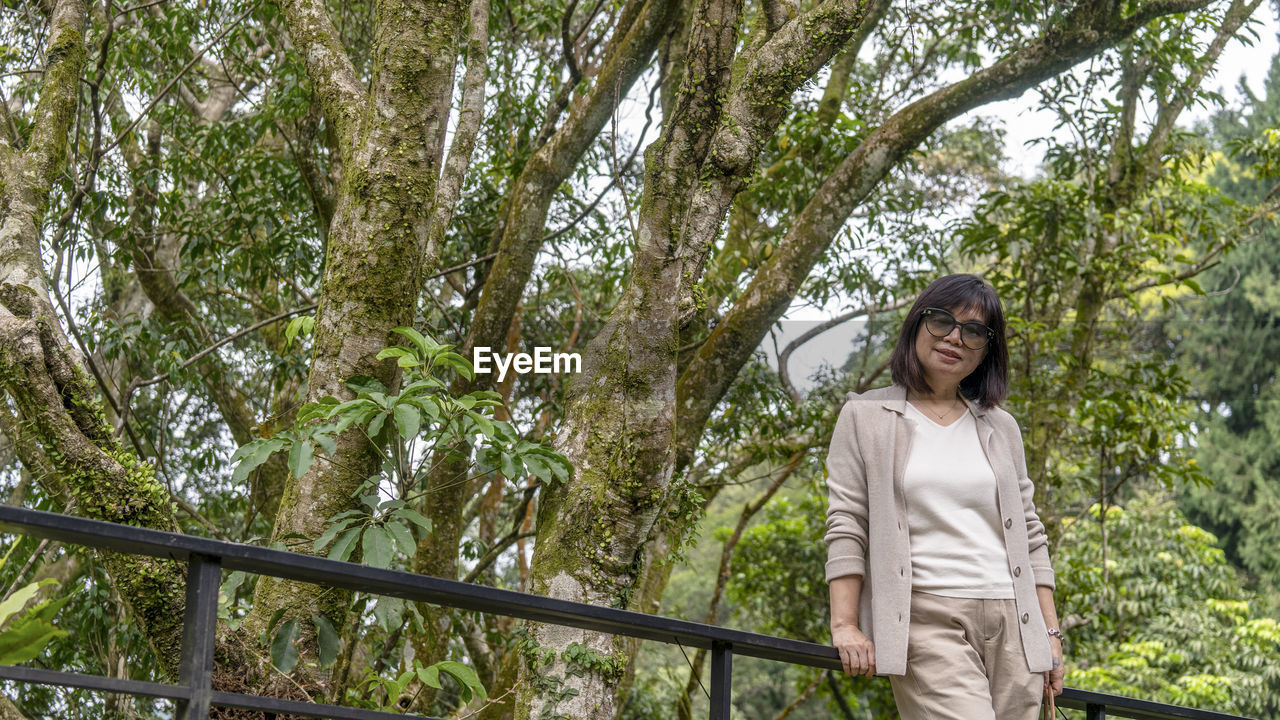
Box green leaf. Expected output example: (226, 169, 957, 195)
(0, 617, 66, 664)
(407, 396, 442, 420)
(466, 411, 497, 440)
(328, 527, 362, 562)
(391, 507, 434, 536)
(313, 433, 337, 456)
(219, 571, 248, 610)
(230, 438, 286, 485)
(417, 662, 442, 689)
(417, 661, 486, 703)
(312, 518, 359, 554)
(313, 615, 340, 669)
(499, 452, 523, 480)
(435, 352, 474, 381)
(28, 594, 71, 625)
(385, 520, 416, 557)
(284, 315, 313, 347)
(367, 411, 388, 439)
(270, 619, 299, 673)
(288, 440, 315, 479)
(541, 452, 574, 482)
(393, 404, 421, 442)
(523, 453, 551, 482)
(0, 579, 56, 628)
(362, 526, 392, 568)
(391, 326, 434, 356)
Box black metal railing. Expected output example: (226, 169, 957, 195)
(0, 505, 1256, 720)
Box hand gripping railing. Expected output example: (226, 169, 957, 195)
(0, 505, 1257, 720)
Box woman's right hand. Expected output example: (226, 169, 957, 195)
(832, 625, 876, 677)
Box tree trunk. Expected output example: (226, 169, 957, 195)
(245, 0, 467, 690)
(514, 1, 874, 716)
(0, 0, 192, 676)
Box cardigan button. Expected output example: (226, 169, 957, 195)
(1021, 613, 1030, 623)
(1013, 566, 1021, 577)
(1004, 518, 1013, 529)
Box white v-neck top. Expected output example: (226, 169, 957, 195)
(902, 402, 1015, 598)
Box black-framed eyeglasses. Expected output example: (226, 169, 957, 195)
(921, 307, 994, 350)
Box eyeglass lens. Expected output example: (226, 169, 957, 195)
(924, 309, 990, 350)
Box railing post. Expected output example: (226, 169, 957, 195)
(708, 641, 732, 720)
(1086, 703, 1106, 719)
(175, 554, 221, 720)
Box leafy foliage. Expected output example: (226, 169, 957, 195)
(1057, 494, 1280, 717)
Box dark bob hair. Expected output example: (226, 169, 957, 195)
(889, 273, 1008, 409)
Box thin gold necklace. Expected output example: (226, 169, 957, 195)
(913, 393, 962, 422)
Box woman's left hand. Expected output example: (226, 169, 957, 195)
(1044, 639, 1064, 696)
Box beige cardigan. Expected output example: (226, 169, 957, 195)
(824, 385, 1055, 676)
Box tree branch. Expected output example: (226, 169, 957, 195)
(1137, 0, 1262, 184)
(22, 0, 86, 190)
(275, 0, 366, 155)
(672, 0, 1215, 474)
(424, 0, 490, 265)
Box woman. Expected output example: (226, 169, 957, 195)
(825, 274, 1064, 720)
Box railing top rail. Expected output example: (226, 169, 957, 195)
(0, 505, 1257, 720)
(0, 505, 835, 668)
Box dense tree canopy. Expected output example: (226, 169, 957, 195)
(1, 0, 1278, 718)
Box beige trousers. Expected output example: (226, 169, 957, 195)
(888, 591, 1044, 720)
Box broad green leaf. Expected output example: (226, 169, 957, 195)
(417, 662, 442, 689)
(499, 452, 523, 480)
(391, 507, 434, 535)
(522, 453, 551, 482)
(375, 347, 412, 360)
(313, 614, 340, 669)
(328, 527, 362, 562)
(230, 438, 286, 485)
(270, 619, 299, 673)
(393, 404, 421, 442)
(391, 326, 433, 356)
(367, 411, 388, 439)
(0, 617, 66, 664)
(0, 579, 56, 628)
(466, 411, 496, 440)
(362, 526, 392, 568)
(312, 518, 359, 554)
(288, 440, 314, 479)
(27, 594, 71, 625)
(540, 452, 574, 482)
(435, 352, 474, 381)
(385, 520, 416, 557)
(219, 571, 248, 610)
(437, 660, 486, 702)
(313, 433, 337, 456)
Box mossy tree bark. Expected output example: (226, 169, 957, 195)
(409, 0, 679, 694)
(244, 0, 471, 695)
(515, 1, 874, 717)
(0, 0, 190, 676)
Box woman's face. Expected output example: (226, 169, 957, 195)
(913, 305, 988, 391)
